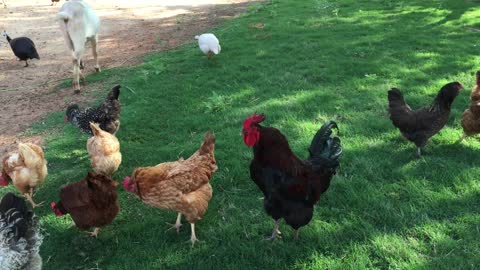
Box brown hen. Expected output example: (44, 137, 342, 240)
(123, 132, 217, 246)
(461, 71, 480, 141)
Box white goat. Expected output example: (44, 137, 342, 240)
(57, 0, 100, 93)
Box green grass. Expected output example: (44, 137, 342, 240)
(3, 0, 480, 269)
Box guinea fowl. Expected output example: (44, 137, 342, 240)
(3, 31, 40, 67)
(65, 85, 121, 135)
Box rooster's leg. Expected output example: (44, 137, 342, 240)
(87, 227, 100, 238)
(24, 60, 29, 67)
(189, 223, 199, 247)
(459, 134, 467, 142)
(416, 147, 422, 157)
(293, 229, 300, 240)
(264, 219, 281, 241)
(24, 189, 44, 208)
(166, 213, 182, 233)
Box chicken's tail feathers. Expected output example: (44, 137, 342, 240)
(213, 45, 221, 55)
(307, 121, 342, 174)
(0, 193, 33, 241)
(475, 71, 480, 86)
(107, 85, 121, 101)
(89, 122, 103, 136)
(18, 143, 45, 170)
(199, 131, 215, 155)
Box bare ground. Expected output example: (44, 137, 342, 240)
(0, 0, 255, 154)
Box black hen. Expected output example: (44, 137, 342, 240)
(0, 193, 42, 270)
(243, 114, 342, 240)
(388, 82, 462, 156)
(65, 85, 121, 135)
(3, 31, 40, 67)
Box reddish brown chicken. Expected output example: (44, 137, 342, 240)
(461, 72, 480, 141)
(388, 82, 462, 157)
(123, 132, 216, 246)
(50, 172, 119, 237)
(243, 114, 342, 240)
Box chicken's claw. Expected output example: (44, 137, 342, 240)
(165, 222, 182, 234)
(86, 228, 100, 238)
(187, 236, 203, 247)
(31, 201, 44, 208)
(24, 194, 44, 208)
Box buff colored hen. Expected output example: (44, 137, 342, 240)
(0, 143, 47, 208)
(87, 122, 122, 176)
(123, 132, 217, 246)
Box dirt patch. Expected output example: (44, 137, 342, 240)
(0, 0, 256, 151)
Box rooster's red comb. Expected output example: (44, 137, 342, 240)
(243, 113, 265, 129)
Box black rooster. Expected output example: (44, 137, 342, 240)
(243, 113, 342, 240)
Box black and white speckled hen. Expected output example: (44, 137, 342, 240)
(0, 192, 42, 270)
(65, 85, 121, 135)
(388, 82, 462, 157)
(3, 31, 40, 67)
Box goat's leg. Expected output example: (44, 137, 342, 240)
(92, 36, 100, 72)
(72, 58, 81, 93)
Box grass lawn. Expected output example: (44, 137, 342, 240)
(3, 0, 480, 269)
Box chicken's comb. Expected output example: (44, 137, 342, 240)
(243, 113, 265, 129)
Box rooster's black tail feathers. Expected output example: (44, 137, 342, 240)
(307, 121, 342, 174)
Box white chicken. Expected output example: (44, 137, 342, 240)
(195, 33, 221, 59)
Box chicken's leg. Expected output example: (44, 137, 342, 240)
(166, 213, 182, 233)
(293, 229, 300, 240)
(416, 147, 422, 158)
(189, 223, 199, 247)
(24, 189, 44, 208)
(87, 227, 100, 238)
(24, 60, 29, 67)
(264, 219, 281, 241)
(459, 133, 467, 143)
